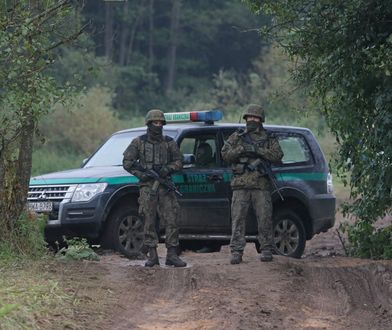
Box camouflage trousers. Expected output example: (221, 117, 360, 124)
(138, 185, 180, 248)
(230, 189, 273, 254)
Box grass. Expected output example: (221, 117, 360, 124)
(0, 258, 111, 330)
(0, 260, 73, 329)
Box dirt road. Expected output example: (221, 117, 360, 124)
(53, 211, 392, 330)
(64, 241, 390, 330)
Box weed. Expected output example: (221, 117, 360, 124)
(340, 221, 392, 259)
(56, 237, 99, 261)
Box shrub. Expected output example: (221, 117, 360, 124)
(0, 212, 47, 262)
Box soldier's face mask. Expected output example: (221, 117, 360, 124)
(147, 123, 163, 139)
(246, 120, 261, 132)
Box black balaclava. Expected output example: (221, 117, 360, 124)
(246, 120, 261, 133)
(147, 123, 163, 141)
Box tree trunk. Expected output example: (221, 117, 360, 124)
(165, 0, 181, 96)
(104, 2, 114, 61)
(119, 1, 129, 66)
(148, 0, 154, 78)
(125, 5, 143, 66)
(0, 111, 34, 240)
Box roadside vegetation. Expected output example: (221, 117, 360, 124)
(245, 0, 392, 259)
(0, 1, 391, 327)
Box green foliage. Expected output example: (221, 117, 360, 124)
(0, 212, 47, 262)
(31, 148, 84, 177)
(32, 86, 140, 176)
(341, 222, 392, 259)
(0, 304, 18, 318)
(40, 87, 123, 155)
(55, 0, 269, 117)
(245, 0, 392, 223)
(56, 238, 99, 261)
(0, 0, 83, 241)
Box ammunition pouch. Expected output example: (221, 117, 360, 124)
(232, 163, 246, 175)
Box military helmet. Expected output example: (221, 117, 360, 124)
(242, 104, 265, 122)
(145, 109, 166, 125)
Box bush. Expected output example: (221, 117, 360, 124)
(39, 86, 123, 155)
(341, 221, 392, 259)
(31, 148, 85, 176)
(0, 212, 47, 262)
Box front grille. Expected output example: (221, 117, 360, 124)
(28, 184, 77, 221)
(28, 185, 76, 202)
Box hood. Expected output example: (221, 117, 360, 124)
(29, 166, 137, 186)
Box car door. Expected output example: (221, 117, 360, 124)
(176, 129, 230, 233)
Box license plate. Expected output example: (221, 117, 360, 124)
(28, 202, 53, 212)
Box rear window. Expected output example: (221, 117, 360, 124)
(278, 135, 313, 165)
(222, 129, 313, 167)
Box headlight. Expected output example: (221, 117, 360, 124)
(71, 183, 108, 202)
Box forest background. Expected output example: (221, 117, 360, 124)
(32, 0, 333, 179)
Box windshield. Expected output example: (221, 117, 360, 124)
(84, 130, 178, 167)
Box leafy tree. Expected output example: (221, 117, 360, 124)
(78, 0, 268, 116)
(0, 0, 83, 241)
(244, 0, 392, 256)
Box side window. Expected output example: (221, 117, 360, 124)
(278, 135, 313, 165)
(179, 133, 218, 168)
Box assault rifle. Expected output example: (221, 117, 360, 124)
(134, 162, 183, 197)
(239, 131, 284, 201)
(247, 158, 284, 201)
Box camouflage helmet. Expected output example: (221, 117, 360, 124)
(145, 109, 166, 125)
(242, 104, 265, 122)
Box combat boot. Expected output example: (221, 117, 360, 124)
(145, 247, 160, 267)
(260, 249, 273, 262)
(230, 253, 242, 264)
(165, 247, 187, 267)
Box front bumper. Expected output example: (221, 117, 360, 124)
(43, 192, 111, 242)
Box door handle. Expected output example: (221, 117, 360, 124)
(207, 174, 223, 182)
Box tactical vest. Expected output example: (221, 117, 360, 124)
(231, 130, 271, 175)
(138, 134, 173, 169)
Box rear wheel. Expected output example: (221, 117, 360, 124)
(273, 210, 306, 258)
(102, 206, 145, 258)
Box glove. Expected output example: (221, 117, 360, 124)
(158, 166, 170, 178)
(256, 147, 268, 158)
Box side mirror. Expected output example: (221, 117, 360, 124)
(81, 158, 88, 168)
(182, 154, 195, 168)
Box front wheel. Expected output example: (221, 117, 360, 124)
(101, 206, 145, 258)
(273, 210, 306, 258)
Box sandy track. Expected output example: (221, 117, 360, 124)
(91, 244, 392, 330)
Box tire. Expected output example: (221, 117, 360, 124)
(273, 210, 306, 258)
(102, 205, 145, 258)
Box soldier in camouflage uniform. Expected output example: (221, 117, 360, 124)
(221, 104, 283, 264)
(122, 109, 186, 267)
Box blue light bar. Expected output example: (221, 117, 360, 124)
(164, 110, 223, 123)
(191, 110, 223, 122)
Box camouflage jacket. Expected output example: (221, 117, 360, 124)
(221, 128, 283, 190)
(122, 134, 182, 186)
